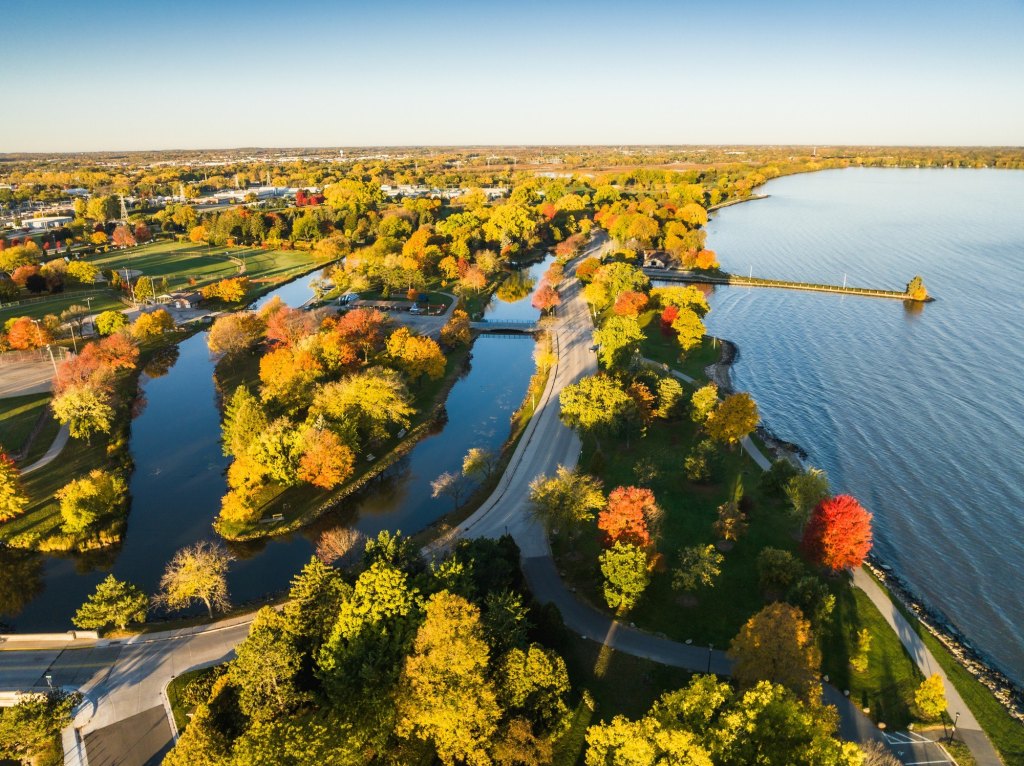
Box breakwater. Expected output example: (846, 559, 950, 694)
(644, 267, 931, 301)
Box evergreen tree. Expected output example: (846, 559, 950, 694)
(73, 574, 148, 631)
(222, 386, 267, 458)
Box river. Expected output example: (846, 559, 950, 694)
(700, 167, 1024, 683)
(4, 270, 536, 630)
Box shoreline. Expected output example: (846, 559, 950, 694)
(705, 332, 1024, 722)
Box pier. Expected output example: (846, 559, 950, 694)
(644, 268, 933, 302)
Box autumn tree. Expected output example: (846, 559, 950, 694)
(315, 527, 364, 568)
(652, 285, 710, 317)
(155, 541, 232, 617)
(559, 375, 635, 449)
(690, 383, 719, 424)
(612, 290, 648, 317)
(311, 366, 415, 445)
(334, 307, 388, 361)
(131, 308, 174, 339)
(801, 494, 873, 571)
(599, 542, 650, 611)
(207, 312, 264, 357)
(396, 592, 500, 765)
(230, 607, 305, 721)
(669, 307, 705, 355)
(906, 275, 929, 301)
(66, 260, 100, 285)
(387, 327, 446, 383)
(72, 574, 147, 631)
(259, 346, 323, 411)
(0, 690, 82, 765)
(706, 392, 759, 447)
(5, 316, 52, 350)
(575, 257, 601, 283)
(712, 500, 749, 543)
(728, 602, 822, 699)
(528, 466, 605, 534)
(786, 468, 830, 529)
(593, 315, 643, 369)
(673, 545, 725, 594)
(0, 454, 28, 522)
(95, 309, 128, 336)
(532, 283, 561, 314)
(297, 427, 355, 490)
(112, 225, 136, 248)
(52, 386, 114, 441)
(598, 486, 660, 547)
(56, 469, 127, 534)
(440, 309, 471, 347)
(914, 674, 947, 720)
(463, 447, 500, 481)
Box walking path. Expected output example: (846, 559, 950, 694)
(21, 422, 69, 474)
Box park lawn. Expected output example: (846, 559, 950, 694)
(637, 309, 720, 382)
(0, 289, 124, 323)
(876, 571, 1024, 765)
(0, 392, 50, 455)
(556, 417, 795, 647)
(215, 342, 473, 540)
(820, 584, 924, 728)
(20, 409, 60, 467)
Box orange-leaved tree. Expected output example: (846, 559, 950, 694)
(598, 486, 661, 547)
(801, 494, 873, 571)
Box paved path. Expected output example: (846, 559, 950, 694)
(21, 422, 69, 474)
(0, 359, 55, 398)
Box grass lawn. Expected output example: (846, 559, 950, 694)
(637, 309, 721, 382)
(0, 393, 50, 456)
(0, 290, 124, 323)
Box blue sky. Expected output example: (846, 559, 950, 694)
(2, 0, 1022, 150)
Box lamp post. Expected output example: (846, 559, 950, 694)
(949, 711, 960, 743)
(707, 643, 714, 674)
(45, 673, 53, 690)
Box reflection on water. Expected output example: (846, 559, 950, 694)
(484, 254, 555, 321)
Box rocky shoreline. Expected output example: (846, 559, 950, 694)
(705, 333, 1024, 723)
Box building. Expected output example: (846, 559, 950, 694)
(158, 291, 202, 309)
(23, 215, 73, 230)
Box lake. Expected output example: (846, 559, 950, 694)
(3, 271, 536, 630)
(701, 167, 1024, 683)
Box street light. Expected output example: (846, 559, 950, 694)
(707, 643, 714, 674)
(949, 711, 960, 743)
(45, 673, 53, 690)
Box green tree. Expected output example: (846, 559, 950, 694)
(560, 375, 636, 449)
(655, 376, 685, 419)
(850, 628, 872, 674)
(599, 542, 650, 611)
(528, 465, 605, 534)
(73, 574, 147, 630)
(0, 453, 28, 523)
(594, 315, 644, 369)
(155, 541, 232, 617)
(52, 385, 114, 442)
(756, 547, 803, 594)
(56, 469, 126, 534)
(134, 275, 156, 301)
(706, 392, 759, 448)
(311, 366, 415, 446)
(396, 592, 501, 766)
(672, 545, 724, 594)
(230, 607, 305, 721)
(670, 308, 705, 355)
(0, 690, 82, 765)
(95, 309, 128, 336)
(284, 556, 352, 654)
(499, 644, 571, 734)
(221, 385, 268, 458)
(914, 674, 947, 720)
(785, 468, 830, 529)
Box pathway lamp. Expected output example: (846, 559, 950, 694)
(949, 711, 960, 743)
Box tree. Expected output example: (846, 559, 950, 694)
(66, 259, 100, 285)
(801, 494, 873, 572)
(690, 383, 718, 424)
(914, 674, 947, 720)
(757, 548, 803, 594)
(612, 290, 648, 317)
(52, 385, 114, 441)
(297, 427, 355, 490)
(0, 690, 82, 765)
(694, 249, 719, 270)
(131, 308, 174, 339)
(431, 470, 472, 509)
(528, 466, 604, 534)
(670, 308, 705, 355)
(201, 277, 248, 303)
(593, 315, 643, 369)
(95, 309, 128, 336)
(728, 603, 822, 699)
(189, 225, 208, 243)
(387, 327, 446, 382)
(712, 499, 748, 543)
(599, 486, 659, 547)
(285, 556, 352, 653)
(861, 740, 902, 766)
(259, 346, 323, 411)
(112, 225, 136, 248)
(230, 607, 305, 720)
(575, 257, 602, 283)
(785, 468, 830, 529)
(155, 541, 232, 617)
(560, 375, 635, 449)
(312, 366, 415, 445)
(56, 469, 127, 534)
(906, 275, 929, 301)
(654, 376, 685, 419)
(86, 195, 118, 221)
(532, 283, 561, 313)
(73, 574, 147, 631)
(684, 439, 717, 482)
(463, 447, 500, 481)
(207, 313, 264, 357)
(440, 309, 471, 347)
(396, 592, 500, 766)
(314, 527, 364, 567)
(850, 628, 872, 673)
(673, 545, 724, 593)
(599, 542, 650, 611)
(333, 307, 388, 361)
(134, 275, 156, 302)
(0, 453, 28, 523)
(5, 316, 52, 350)
(706, 392, 759, 447)
(221, 386, 267, 458)
(499, 644, 571, 734)
(90, 231, 109, 246)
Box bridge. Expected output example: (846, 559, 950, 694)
(644, 268, 932, 302)
(470, 319, 538, 333)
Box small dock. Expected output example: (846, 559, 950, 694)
(644, 268, 933, 302)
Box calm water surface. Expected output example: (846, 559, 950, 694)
(6, 274, 535, 630)
(702, 168, 1024, 682)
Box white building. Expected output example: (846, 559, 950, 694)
(24, 215, 73, 230)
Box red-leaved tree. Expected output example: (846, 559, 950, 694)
(532, 283, 561, 313)
(613, 290, 649, 317)
(660, 305, 679, 336)
(598, 486, 661, 547)
(801, 494, 873, 571)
